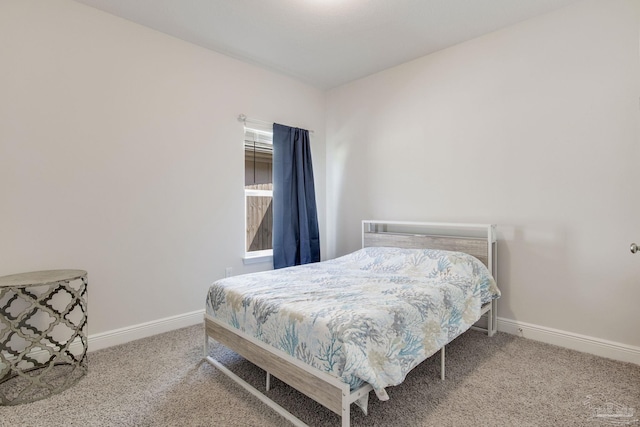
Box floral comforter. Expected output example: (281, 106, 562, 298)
(206, 247, 500, 400)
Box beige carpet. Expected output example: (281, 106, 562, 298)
(1, 324, 639, 426)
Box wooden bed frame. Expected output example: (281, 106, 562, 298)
(204, 220, 498, 427)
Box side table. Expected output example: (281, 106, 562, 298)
(0, 270, 88, 405)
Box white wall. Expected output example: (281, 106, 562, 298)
(0, 0, 326, 337)
(326, 0, 640, 348)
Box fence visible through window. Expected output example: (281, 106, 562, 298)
(245, 184, 272, 251)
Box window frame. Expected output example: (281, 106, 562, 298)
(243, 126, 274, 264)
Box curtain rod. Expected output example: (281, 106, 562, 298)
(237, 114, 315, 134)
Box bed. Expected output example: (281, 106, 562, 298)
(204, 220, 500, 426)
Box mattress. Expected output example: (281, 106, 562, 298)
(206, 246, 500, 400)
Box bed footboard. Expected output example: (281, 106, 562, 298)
(204, 314, 372, 427)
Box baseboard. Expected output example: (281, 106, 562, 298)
(88, 309, 205, 352)
(1, 310, 205, 366)
(5, 310, 638, 367)
(88, 311, 640, 362)
(496, 317, 640, 365)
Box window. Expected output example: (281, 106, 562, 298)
(244, 126, 273, 261)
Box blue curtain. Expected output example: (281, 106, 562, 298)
(272, 123, 320, 269)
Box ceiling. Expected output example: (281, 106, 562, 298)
(74, 0, 583, 89)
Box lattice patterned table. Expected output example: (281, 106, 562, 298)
(0, 270, 88, 405)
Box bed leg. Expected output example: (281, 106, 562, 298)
(440, 346, 445, 380)
(204, 331, 209, 358)
(266, 372, 271, 391)
(488, 299, 498, 337)
(342, 391, 350, 427)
